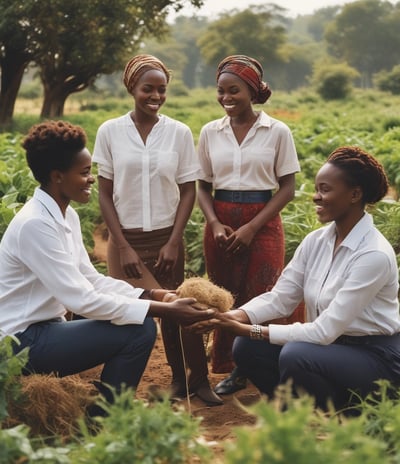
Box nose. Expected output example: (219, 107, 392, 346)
(88, 174, 95, 184)
(313, 191, 321, 202)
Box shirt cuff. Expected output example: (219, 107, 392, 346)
(112, 299, 150, 325)
(268, 324, 292, 345)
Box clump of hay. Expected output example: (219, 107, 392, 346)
(176, 277, 234, 312)
(7, 373, 98, 439)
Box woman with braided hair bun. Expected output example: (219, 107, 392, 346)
(192, 146, 400, 413)
(93, 54, 222, 406)
(197, 54, 301, 394)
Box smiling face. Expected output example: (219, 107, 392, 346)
(217, 72, 254, 117)
(313, 162, 362, 225)
(55, 148, 95, 207)
(131, 69, 168, 118)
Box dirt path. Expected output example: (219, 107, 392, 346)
(92, 228, 261, 461)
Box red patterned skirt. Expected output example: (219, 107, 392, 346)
(205, 200, 303, 373)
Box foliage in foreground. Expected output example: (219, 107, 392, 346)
(224, 382, 400, 464)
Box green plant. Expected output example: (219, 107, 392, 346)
(224, 384, 389, 464)
(0, 335, 28, 422)
(70, 388, 211, 463)
(312, 62, 360, 100)
(184, 206, 206, 276)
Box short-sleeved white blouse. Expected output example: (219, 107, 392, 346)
(197, 111, 300, 190)
(93, 113, 200, 231)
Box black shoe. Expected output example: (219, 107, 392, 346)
(193, 381, 223, 406)
(214, 368, 247, 395)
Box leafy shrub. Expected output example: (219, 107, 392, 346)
(70, 389, 211, 463)
(0, 335, 28, 422)
(224, 384, 389, 464)
(312, 62, 360, 100)
(374, 65, 400, 95)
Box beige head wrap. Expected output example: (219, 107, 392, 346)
(123, 54, 171, 95)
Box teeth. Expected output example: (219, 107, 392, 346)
(224, 105, 235, 109)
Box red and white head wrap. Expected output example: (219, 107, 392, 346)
(216, 55, 271, 104)
(123, 54, 171, 96)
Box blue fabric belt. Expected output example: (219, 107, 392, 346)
(214, 190, 272, 204)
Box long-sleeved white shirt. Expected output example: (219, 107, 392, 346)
(0, 188, 150, 335)
(92, 113, 200, 231)
(242, 213, 400, 345)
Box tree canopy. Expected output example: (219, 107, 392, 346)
(0, 0, 203, 125)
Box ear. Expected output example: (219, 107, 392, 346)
(351, 186, 363, 203)
(50, 170, 64, 185)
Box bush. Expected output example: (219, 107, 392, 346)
(374, 65, 400, 95)
(70, 389, 211, 463)
(312, 62, 360, 100)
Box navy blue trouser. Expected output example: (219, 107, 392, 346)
(233, 334, 400, 411)
(13, 317, 157, 403)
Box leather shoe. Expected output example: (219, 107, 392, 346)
(193, 381, 223, 406)
(214, 368, 247, 395)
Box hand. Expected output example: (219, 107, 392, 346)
(154, 242, 178, 276)
(212, 223, 233, 250)
(225, 224, 255, 254)
(120, 246, 143, 279)
(187, 308, 250, 333)
(167, 297, 216, 326)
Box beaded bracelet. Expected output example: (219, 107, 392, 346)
(250, 324, 263, 340)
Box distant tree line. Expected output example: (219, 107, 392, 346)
(1, 0, 400, 127)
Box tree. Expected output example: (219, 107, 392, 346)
(0, 0, 203, 125)
(324, 0, 400, 87)
(0, 1, 38, 127)
(197, 5, 288, 77)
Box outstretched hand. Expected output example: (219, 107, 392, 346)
(167, 297, 216, 326)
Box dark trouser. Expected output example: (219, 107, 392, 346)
(233, 334, 400, 411)
(13, 317, 157, 403)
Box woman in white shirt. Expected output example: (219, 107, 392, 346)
(93, 55, 222, 405)
(197, 55, 301, 395)
(0, 120, 214, 414)
(193, 146, 400, 412)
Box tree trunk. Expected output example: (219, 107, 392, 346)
(0, 56, 27, 128)
(40, 85, 69, 118)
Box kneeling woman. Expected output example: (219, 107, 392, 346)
(192, 146, 400, 412)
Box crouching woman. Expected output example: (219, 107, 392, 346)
(190, 146, 400, 412)
(0, 120, 213, 410)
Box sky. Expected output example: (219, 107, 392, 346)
(169, 0, 393, 19)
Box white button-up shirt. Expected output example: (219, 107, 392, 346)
(0, 188, 149, 335)
(93, 113, 200, 231)
(198, 111, 300, 190)
(242, 213, 400, 345)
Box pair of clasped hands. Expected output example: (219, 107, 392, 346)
(214, 222, 255, 255)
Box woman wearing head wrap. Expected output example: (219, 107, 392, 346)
(197, 55, 302, 394)
(92, 55, 222, 406)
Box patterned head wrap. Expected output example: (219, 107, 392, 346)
(123, 54, 171, 95)
(216, 55, 271, 104)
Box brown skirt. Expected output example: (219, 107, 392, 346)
(107, 226, 185, 290)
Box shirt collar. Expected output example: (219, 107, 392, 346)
(217, 110, 271, 131)
(323, 212, 374, 251)
(33, 187, 71, 229)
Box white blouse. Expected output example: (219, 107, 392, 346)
(0, 188, 149, 335)
(93, 113, 200, 231)
(198, 111, 300, 190)
(242, 213, 400, 345)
